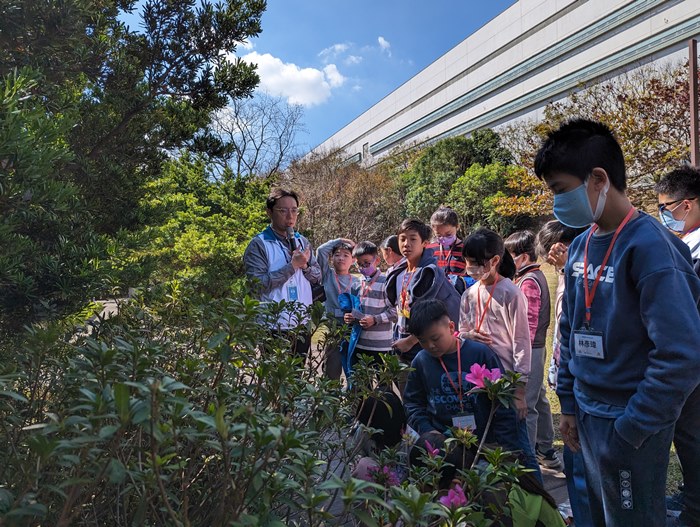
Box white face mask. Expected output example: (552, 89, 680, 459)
(466, 265, 485, 281)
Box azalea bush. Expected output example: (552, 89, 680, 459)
(0, 285, 535, 526)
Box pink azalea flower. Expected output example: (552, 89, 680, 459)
(424, 440, 440, 458)
(439, 484, 468, 509)
(465, 363, 501, 388)
(465, 363, 488, 388)
(484, 367, 501, 382)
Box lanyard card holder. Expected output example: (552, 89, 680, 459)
(573, 326, 605, 360)
(452, 412, 476, 431)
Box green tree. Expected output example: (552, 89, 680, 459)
(0, 0, 266, 234)
(136, 154, 270, 297)
(448, 163, 538, 234)
(402, 129, 511, 221)
(0, 71, 105, 328)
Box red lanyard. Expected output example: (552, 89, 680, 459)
(440, 243, 455, 269)
(475, 273, 499, 332)
(582, 207, 636, 327)
(360, 272, 379, 300)
(400, 270, 415, 314)
(334, 273, 352, 296)
(439, 338, 463, 410)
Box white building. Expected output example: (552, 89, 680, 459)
(314, 0, 700, 164)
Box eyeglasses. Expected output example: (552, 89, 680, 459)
(658, 197, 695, 213)
(357, 260, 376, 268)
(273, 207, 299, 216)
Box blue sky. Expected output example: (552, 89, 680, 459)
(122, 1, 516, 153)
(238, 1, 516, 151)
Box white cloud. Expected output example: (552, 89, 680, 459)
(345, 55, 363, 65)
(378, 36, 391, 56)
(318, 43, 350, 63)
(352, 85, 362, 92)
(237, 40, 255, 51)
(242, 51, 345, 107)
(323, 64, 345, 88)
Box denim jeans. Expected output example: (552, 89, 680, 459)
(563, 445, 592, 527)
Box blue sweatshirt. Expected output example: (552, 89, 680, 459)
(404, 339, 525, 452)
(558, 212, 700, 448)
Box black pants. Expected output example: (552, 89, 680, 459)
(674, 385, 700, 526)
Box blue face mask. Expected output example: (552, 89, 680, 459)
(553, 177, 609, 229)
(659, 205, 688, 233)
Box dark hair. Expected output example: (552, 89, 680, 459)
(504, 230, 537, 261)
(655, 165, 700, 199)
(534, 220, 586, 259)
(397, 219, 432, 242)
(331, 240, 354, 255)
(462, 228, 516, 279)
(266, 188, 300, 210)
(407, 299, 450, 337)
(430, 206, 460, 227)
(534, 118, 626, 191)
(381, 235, 400, 254)
(356, 390, 405, 451)
(353, 241, 378, 258)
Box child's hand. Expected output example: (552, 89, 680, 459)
(547, 242, 568, 268)
(560, 414, 580, 452)
(465, 329, 492, 345)
(514, 385, 528, 420)
(393, 337, 414, 354)
(343, 313, 355, 324)
(359, 315, 375, 328)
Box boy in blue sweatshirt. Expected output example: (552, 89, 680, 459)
(402, 299, 540, 480)
(534, 118, 700, 527)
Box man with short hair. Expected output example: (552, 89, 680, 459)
(655, 166, 700, 527)
(243, 188, 322, 358)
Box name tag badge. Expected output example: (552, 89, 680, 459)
(452, 412, 476, 431)
(574, 328, 605, 359)
(287, 284, 299, 301)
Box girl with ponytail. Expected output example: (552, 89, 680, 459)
(458, 228, 532, 421)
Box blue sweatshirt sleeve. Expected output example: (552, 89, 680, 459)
(615, 266, 700, 448)
(403, 356, 437, 435)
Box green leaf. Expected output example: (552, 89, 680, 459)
(0, 390, 28, 402)
(353, 510, 379, 527)
(107, 458, 127, 484)
(114, 383, 130, 423)
(215, 404, 228, 439)
(99, 425, 119, 439)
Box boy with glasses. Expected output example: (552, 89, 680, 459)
(655, 166, 700, 527)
